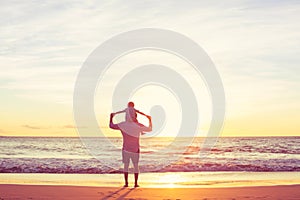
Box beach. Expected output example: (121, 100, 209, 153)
(0, 172, 299, 199)
(1, 184, 299, 199)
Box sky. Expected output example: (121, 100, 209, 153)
(0, 0, 299, 137)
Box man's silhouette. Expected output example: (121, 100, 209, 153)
(109, 107, 152, 187)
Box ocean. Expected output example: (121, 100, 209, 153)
(0, 137, 299, 173)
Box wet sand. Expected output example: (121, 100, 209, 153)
(0, 184, 299, 200)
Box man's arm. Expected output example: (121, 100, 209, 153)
(141, 115, 152, 133)
(109, 113, 119, 130)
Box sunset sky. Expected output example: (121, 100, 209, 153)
(1, 0, 299, 137)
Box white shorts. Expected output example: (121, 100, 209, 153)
(122, 150, 140, 164)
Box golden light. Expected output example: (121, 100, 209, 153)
(157, 174, 185, 188)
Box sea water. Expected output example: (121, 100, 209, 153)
(1, 137, 299, 173)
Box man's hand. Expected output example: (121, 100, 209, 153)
(109, 113, 119, 130)
(146, 115, 152, 132)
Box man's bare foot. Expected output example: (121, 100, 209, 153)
(124, 184, 128, 187)
(134, 184, 139, 187)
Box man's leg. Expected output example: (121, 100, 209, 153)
(122, 150, 130, 187)
(133, 162, 139, 187)
(123, 162, 129, 187)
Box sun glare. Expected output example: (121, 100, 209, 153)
(157, 174, 185, 188)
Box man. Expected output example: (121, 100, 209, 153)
(109, 108, 152, 187)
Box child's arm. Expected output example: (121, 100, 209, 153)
(113, 109, 126, 115)
(136, 110, 147, 117)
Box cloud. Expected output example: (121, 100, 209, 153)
(1, 0, 300, 136)
(62, 125, 87, 129)
(22, 125, 46, 130)
(0, 0, 136, 104)
(21, 124, 88, 129)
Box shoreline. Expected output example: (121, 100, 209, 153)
(0, 171, 299, 188)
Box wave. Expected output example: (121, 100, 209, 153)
(0, 157, 299, 173)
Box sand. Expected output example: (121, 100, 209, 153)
(0, 184, 299, 200)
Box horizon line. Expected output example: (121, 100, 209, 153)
(1, 135, 299, 138)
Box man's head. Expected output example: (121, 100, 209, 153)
(128, 101, 135, 108)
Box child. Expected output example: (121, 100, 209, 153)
(114, 102, 147, 123)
